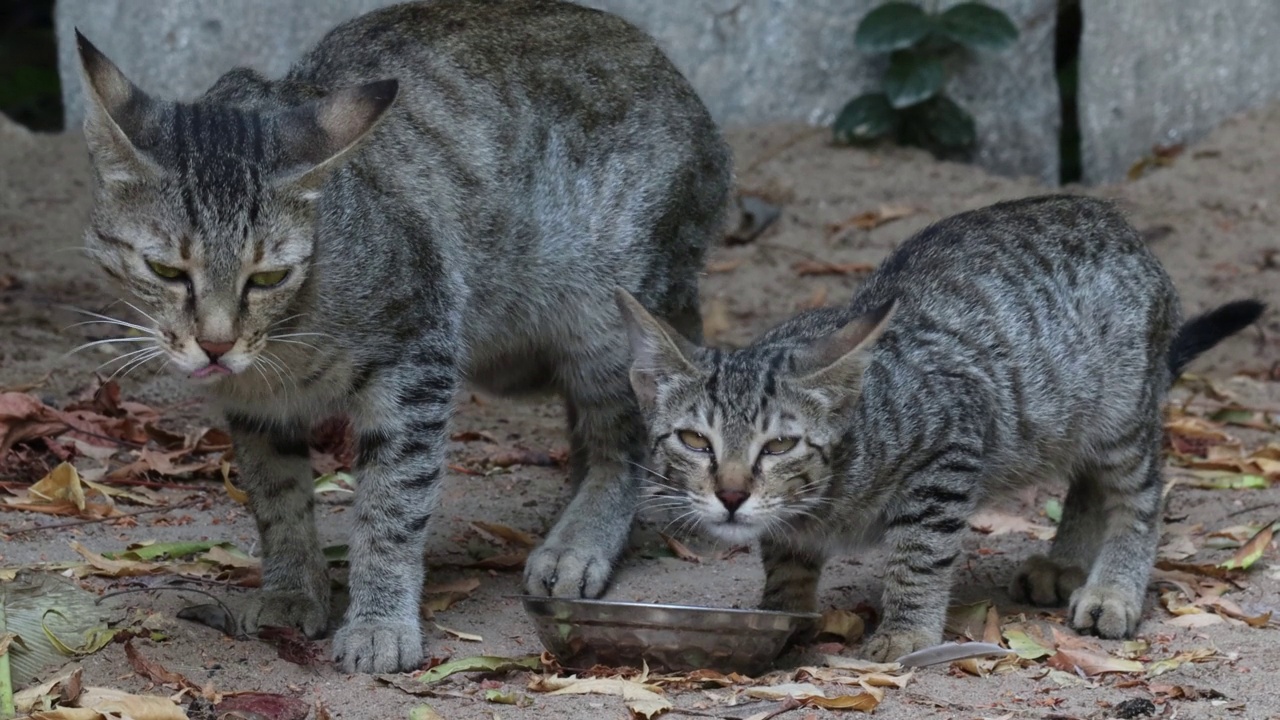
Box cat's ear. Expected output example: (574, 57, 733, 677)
(75, 30, 159, 183)
(614, 288, 699, 410)
(273, 79, 399, 192)
(795, 300, 896, 411)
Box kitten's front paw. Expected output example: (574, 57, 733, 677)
(523, 541, 614, 598)
(241, 591, 330, 638)
(331, 618, 424, 674)
(1010, 555, 1087, 607)
(1069, 585, 1142, 639)
(859, 628, 938, 663)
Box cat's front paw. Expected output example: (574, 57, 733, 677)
(241, 590, 330, 637)
(859, 628, 938, 663)
(1068, 584, 1142, 639)
(1009, 554, 1087, 607)
(523, 541, 614, 598)
(331, 618, 424, 674)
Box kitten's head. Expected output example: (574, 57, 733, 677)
(616, 290, 893, 545)
(75, 32, 397, 381)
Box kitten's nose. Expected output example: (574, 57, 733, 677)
(716, 489, 750, 513)
(198, 339, 235, 362)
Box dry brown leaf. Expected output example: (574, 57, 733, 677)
(659, 533, 703, 563)
(792, 260, 876, 277)
(1046, 648, 1143, 676)
(464, 551, 527, 571)
(703, 296, 732, 340)
(817, 609, 865, 643)
(1220, 521, 1276, 570)
(471, 521, 539, 548)
(706, 259, 745, 274)
(531, 676, 671, 719)
(969, 510, 1055, 540)
(435, 623, 483, 642)
(798, 284, 829, 310)
(73, 687, 188, 720)
(827, 205, 916, 239)
(69, 540, 164, 577)
(222, 462, 249, 504)
(125, 640, 199, 692)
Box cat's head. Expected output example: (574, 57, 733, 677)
(74, 32, 397, 382)
(616, 290, 893, 545)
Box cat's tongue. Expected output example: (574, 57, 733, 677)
(192, 364, 232, 379)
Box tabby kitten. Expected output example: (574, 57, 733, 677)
(74, 0, 731, 674)
(619, 196, 1264, 662)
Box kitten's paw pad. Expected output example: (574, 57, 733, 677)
(523, 542, 614, 598)
(242, 591, 329, 637)
(331, 619, 424, 674)
(1009, 555, 1087, 607)
(859, 628, 937, 663)
(1069, 585, 1141, 639)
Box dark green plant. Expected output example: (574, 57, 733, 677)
(833, 1, 1018, 158)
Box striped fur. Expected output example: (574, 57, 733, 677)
(619, 195, 1264, 662)
(76, 0, 731, 674)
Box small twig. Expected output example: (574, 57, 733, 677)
(96, 477, 211, 491)
(97, 585, 246, 640)
(1, 498, 202, 536)
(1227, 501, 1280, 518)
(741, 127, 826, 175)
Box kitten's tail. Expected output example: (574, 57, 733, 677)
(1167, 299, 1267, 378)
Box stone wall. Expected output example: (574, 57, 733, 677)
(1078, 0, 1280, 184)
(55, 0, 1060, 185)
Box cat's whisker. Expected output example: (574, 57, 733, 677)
(95, 344, 164, 372)
(109, 349, 165, 382)
(250, 360, 275, 391)
(63, 310, 159, 337)
(121, 300, 161, 326)
(65, 336, 156, 357)
(267, 337, 322, 352)
(269, 313, 309, 330)
(258, 351, 294, 389)
(269, 332, 334, 341)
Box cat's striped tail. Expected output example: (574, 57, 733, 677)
(1167, 299, 1267, 378)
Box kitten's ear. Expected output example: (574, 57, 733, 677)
(795, 300, 896, 411)
(614, 288, 699, 410)
(274, 79, 399, 190)
(75, 30, 158, 183)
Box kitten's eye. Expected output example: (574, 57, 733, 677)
(762, 436, 799, 455)
(147, 261, 186, 281)
(677, 430, 712, 452)
(248, 269, 290, 288)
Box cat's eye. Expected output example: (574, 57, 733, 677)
(147, 261, 185, 281)
(248, 269, 290, 288)
(677, 430, 712, 452)
(762, 436, 799, 455)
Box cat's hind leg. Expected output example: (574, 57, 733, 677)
(1008, 471, 1107, 607)
(1066, 422, 1164, 638)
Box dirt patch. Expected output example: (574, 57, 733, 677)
(1, 105, 1278, 719)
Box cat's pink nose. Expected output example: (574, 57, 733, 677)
(716, 490, 750, 513)
(198, 339, 235, 362)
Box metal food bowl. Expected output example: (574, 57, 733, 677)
(513, 595, 819, 675)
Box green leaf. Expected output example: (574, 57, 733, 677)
(918, 95, 976, 149)
(409, 705, 445, 720)
(936, 2, 1019, 52)
(314, 472, 356, 495)
(883, 51, 945, 108)
(1002, 627, 1054, 660)
(323, 544, 350, 564)
(104, 541, 226, 561)
(414, 655, 541, 685)
(833, 93, 897, 144)
(40, 610, 116, 657)
(854, 2, 933, 53)
(1043, 498, 1063, 524)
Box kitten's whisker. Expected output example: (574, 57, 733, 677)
(64, 313, 158, 337)
(95, 345, 163, 372)
(269, 332, 334, 341)
(109, 349, 164, 382)
(121, 300, 160, 326)
(65, 336, 155, 356)
(259, 351, 294, 389)
(266, 338, 321, 352)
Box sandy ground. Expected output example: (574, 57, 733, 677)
(1, 102, 1279, 720)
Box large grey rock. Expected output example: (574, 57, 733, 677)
(55, 0, 1060, 183)
(1079, 0, 1280, 184)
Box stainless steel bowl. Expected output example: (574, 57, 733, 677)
(513, 595, 819, 675)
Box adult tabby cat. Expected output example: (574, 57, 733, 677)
(74, 0, 731, 673)
(618, 195, 1264, 662)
